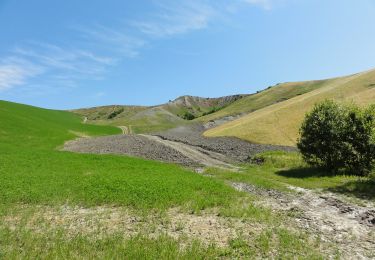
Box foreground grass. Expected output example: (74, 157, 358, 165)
(0, 226, 326, 259)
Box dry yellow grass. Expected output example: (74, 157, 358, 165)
(204, 69, 375, 146)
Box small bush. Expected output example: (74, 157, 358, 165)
(202, 107, 220, 116)
(181, 111, 196, 120)
(298, 100, 375, 176)
(107, 108, 124, 119)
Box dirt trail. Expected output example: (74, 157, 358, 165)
(118, 126, 130, 135)
(139, 134, 239, 171)
(233, 182, 375, 259)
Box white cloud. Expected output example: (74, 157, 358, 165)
(0, 42, 118, 93)
(243, 0, 274, 9)
(0, 58, 42, 91)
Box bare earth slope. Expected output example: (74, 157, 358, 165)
(205, 69, 375, 146)
(233, 182, 375, 259)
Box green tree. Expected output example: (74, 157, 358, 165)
(298, 100, 375, 176)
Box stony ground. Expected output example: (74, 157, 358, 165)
(155, 124, 295, 162)
(63, 134, 198, 167)
(63, 124, 294, 168)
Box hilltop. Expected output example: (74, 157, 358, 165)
(73, 94, 245, 133)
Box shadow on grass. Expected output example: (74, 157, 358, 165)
(328, 179, 375, 200)
(276, 167, 337, 179)
(277, 167, 375, 200)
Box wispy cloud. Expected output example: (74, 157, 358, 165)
(0, 57, 43, 91)
(243, 0, 272, 9)
(132, 1, 216, 37)
(0, 41, 117, 93)
(77, 25, 146, 58)
(14, 42, 115, 74)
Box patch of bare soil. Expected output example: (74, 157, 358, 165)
(232, 183, 375, 259)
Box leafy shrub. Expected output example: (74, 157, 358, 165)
(297, 100, 375, 176)
(107, 108, 124, 119)
(181, 111, 196, 120)
(202, 107, 220, 116)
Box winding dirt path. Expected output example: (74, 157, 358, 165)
(233, 182, 375, 259)
(118, 126, 132, 135)
(139, 134, 240, 171)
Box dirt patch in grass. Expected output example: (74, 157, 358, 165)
(232, 183, 375, 259)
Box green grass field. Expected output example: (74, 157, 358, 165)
(0, 100, 237, 210)
(0, 100, 331, 258)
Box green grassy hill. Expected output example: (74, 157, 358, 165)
(0, 100, 244, 257)
(0, 100, 235, 209)
(205, 69, 375, 146)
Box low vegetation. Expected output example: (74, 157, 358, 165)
(207, 151, 365, 192)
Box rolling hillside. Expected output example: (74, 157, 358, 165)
(73, 95, 245, 133)
(204, 69, 375, 146)
(198, 80, 328, 122)
(0, 99, 234, 211)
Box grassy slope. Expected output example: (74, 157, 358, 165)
(205, 69, 375, 146)
(198, 80, 327, 122)
(77, 106, 187, 134)
(0, 100, 235, 210)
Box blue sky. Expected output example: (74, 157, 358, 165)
(1, 0, 375, 109)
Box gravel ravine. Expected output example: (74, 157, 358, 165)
(139, 134, 239, 170)
(63, 135, 198, 166)
(63, 124, 294, 168)
(155, 124, 296, 162)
